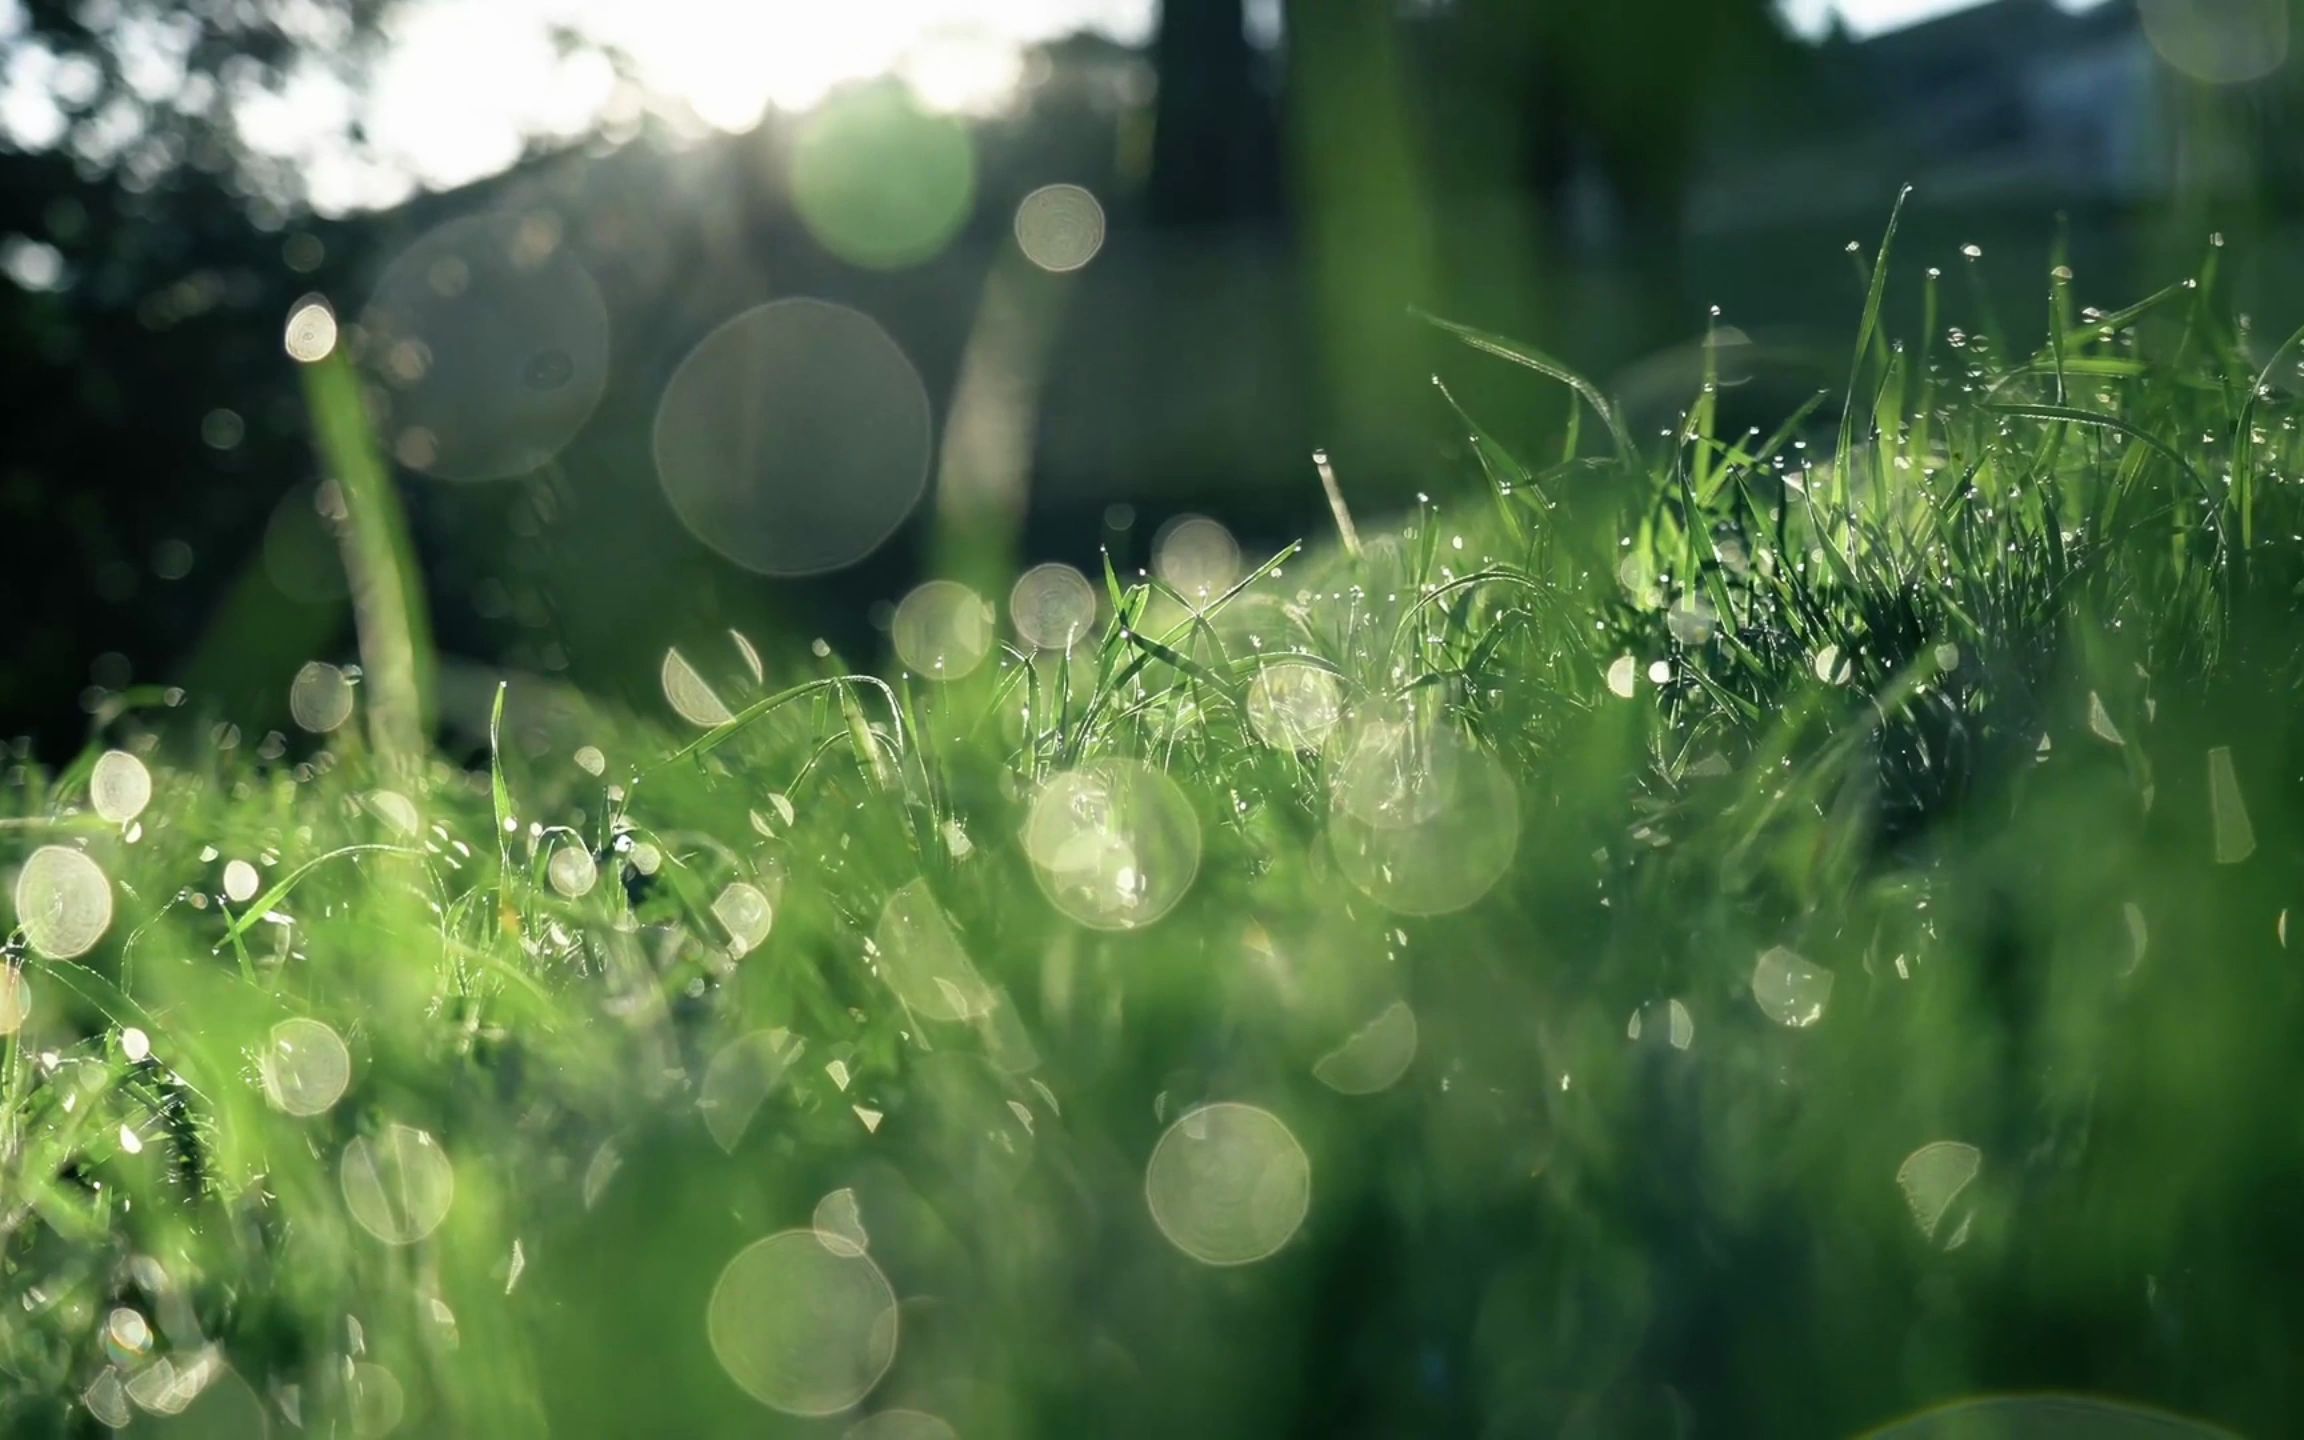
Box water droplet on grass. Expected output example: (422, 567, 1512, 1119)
(573, 745, 606, 777)
(1145, 1102, 1310, 1266)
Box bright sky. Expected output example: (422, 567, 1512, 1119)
(0, 0, 2114, 215)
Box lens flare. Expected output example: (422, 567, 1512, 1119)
(357, 211, 609, 481)
(655, 299, 932, 577)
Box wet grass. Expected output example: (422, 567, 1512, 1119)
(3, 230, 2303, 1437)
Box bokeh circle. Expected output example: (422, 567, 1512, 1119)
(654, 299, 933, 577)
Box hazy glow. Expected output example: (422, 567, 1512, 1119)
(707, 1230, 899, 1416)
(1153, 515, 1241, 604)
(1145, 1102, 1310, 1265)
(2138, 0, 2286, 83)
(223, 858, 261, 905)
(1779, 0, 2114, 41)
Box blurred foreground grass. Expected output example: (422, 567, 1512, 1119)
(4, 224, 2304, 1438)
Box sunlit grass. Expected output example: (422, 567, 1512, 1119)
(3, 228, 2300, 1436)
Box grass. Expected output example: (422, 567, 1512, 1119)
(4, 222, 2303, 1438)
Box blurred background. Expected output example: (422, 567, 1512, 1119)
(4, 0, 2301, 754)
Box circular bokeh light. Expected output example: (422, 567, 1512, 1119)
(290, 661, 355, 734)
(654, 299, 933, 577)
(1861, 1393, 2238, 1438)
(1009, 562, 1097, 650)
(357, 211, 609, 481)
(1326, 721, 1518, 916)
(792, 83, 975, 270)
(90, 749, 152, 824)
(707, 1229, 900, 1416)
(341, 1124, 454, 1244)
(1014, 183, 1106, 272)
(262, 1017, 352, 1117)
(1246, 662, 1344, 753)
(892, 580, 994, 681)
(874, 878, 991, 1021)
(1145, 1102, 1310, 1266)
(14, 845, 112, 960)
(1023, 758, 1202, 931)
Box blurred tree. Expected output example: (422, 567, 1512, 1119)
(1147, 0, 1276, 225)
